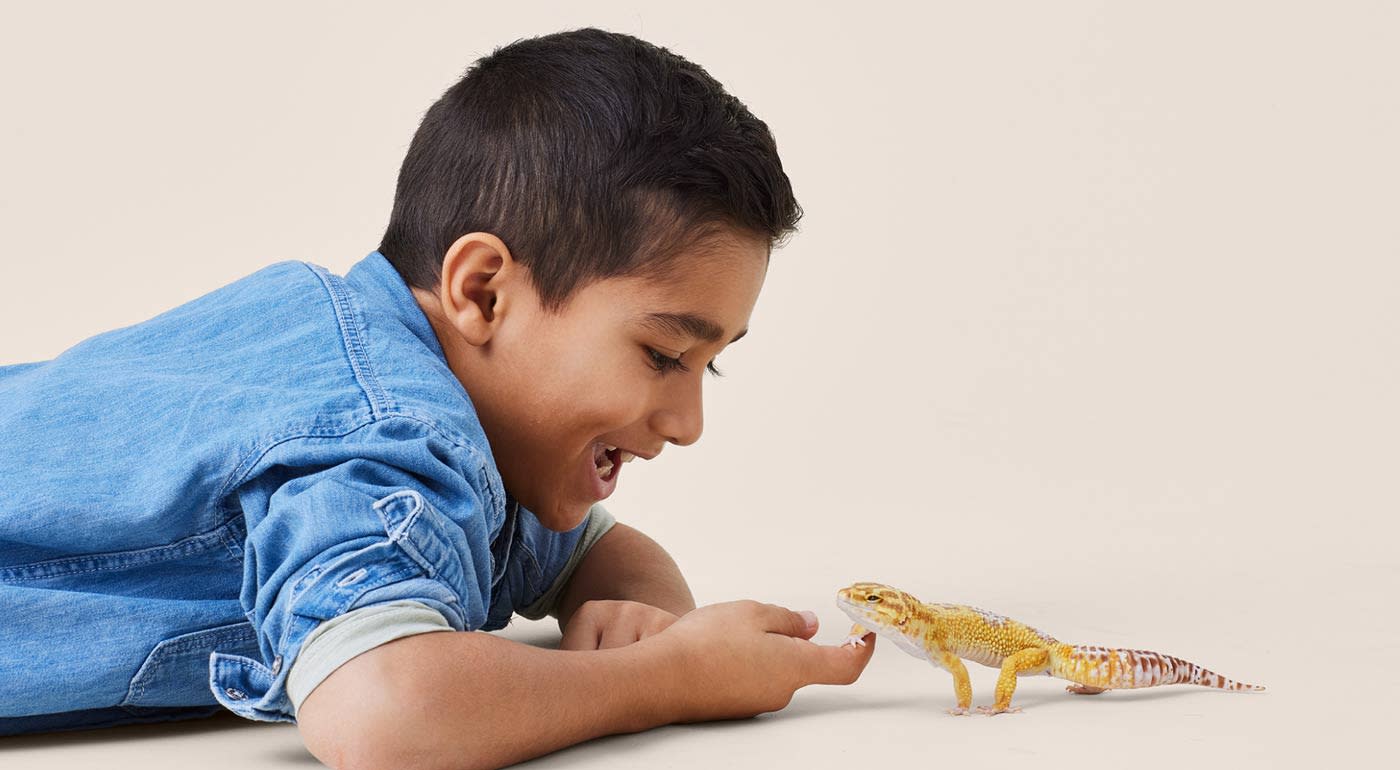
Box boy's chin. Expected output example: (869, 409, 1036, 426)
(531, 498, 592, 532)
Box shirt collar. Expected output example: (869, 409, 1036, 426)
(344, 250, 447, 365)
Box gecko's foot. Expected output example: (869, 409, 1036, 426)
(944, 706, 970, 716)
(976, 705, 1023, 716)
(840, 634, 867, 648)
(1065, 684, 1107, 695)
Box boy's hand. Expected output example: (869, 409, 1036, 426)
(558, 599, 680, 651)
(650, 600, 877, 722)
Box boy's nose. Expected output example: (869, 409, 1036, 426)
(651, 382, 704, 446)
(655, 407, 702, 446)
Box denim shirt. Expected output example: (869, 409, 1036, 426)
(0, 251, 592, 734)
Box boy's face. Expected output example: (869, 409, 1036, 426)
(412, 229, 768, 532)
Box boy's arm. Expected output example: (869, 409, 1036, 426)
(297, 598, 877, 770)
(297, 625, 674, 770)
(550, 522, 697, 627)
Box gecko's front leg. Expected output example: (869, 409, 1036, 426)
(841, 623, 869, 647)
(938, 652, 974, 716)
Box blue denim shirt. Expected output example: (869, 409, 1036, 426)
(0, 251, 591, 735)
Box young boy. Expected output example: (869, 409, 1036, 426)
(0, 26, 875, 768)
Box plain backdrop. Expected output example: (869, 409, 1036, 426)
(1, 1, 1395, 768)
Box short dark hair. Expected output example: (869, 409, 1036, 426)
(377, 27, 802, 312)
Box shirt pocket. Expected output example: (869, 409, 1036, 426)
(0, 516, 245, 594)
(120, 621, 261, 709)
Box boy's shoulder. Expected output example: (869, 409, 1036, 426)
(7, 251, 494, 491)
(0, 251, 508, 576)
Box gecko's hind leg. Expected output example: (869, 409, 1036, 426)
(976, 705, 1022, 715)
(978, 647, 1050, 715)
(1065, 684, 1107, 695)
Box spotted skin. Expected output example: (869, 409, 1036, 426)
(837, 582, 1265, 716)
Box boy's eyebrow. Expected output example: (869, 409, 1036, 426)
(637, 312, 748, 344)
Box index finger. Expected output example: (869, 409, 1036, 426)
(796, 631, 876, 686)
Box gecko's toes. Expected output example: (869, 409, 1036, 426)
(1065, 684, 1107, 695)
(944, 707, 970, 716)
(840, 635, 867, 648)
(976, 705, 1023, 716)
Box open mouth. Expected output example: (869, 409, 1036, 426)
(587, 442, 643, 501)
(593, 443, 622, 483)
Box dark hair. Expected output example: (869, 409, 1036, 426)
(377, 27, 802, 312)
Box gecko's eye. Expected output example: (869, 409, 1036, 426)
(866, 595, 880, 603)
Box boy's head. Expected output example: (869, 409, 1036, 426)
(378, 28, 801, 531)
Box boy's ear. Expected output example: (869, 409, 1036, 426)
(438, 232, 514, 346)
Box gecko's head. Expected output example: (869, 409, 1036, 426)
(835, 582, 917, 631)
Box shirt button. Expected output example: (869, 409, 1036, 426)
(271, 655, 283, 675)
(224, 687, 247, 701)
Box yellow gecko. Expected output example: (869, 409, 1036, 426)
(837, 582, 1265, 715)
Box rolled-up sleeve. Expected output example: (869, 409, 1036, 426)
(285, 504, 618, 715)
(210, 439, 497, 724)
(285, 599, 453, 716)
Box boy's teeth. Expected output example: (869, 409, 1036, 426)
(593, 444, 637, 478)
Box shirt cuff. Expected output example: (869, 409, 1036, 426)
(516, 504, 617, 620)
(286, 599, 454, 716)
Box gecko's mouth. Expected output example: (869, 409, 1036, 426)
(835, 599, 871, 624)
(836, 594, 893, 629)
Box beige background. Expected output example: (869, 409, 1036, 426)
(2, 0, 1395, 767)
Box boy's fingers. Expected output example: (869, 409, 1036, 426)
(755, 602, 819, 639)
(799, 632, 876, 686)
(558, 615, 602, 651)
(599, 624, 637, 649)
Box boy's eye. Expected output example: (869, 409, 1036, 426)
(646, 348, 724, 377)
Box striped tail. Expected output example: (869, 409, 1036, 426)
(1049, 644, 1265, 692)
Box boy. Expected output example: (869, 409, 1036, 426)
(0, 27, 875, 768)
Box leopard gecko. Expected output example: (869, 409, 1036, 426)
(837, 581, 1264, 715)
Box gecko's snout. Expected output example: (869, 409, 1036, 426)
(836, 581, 899, 615)
(836, 582, 916, 630)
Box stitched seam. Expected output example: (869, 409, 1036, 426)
(518, 538, 545, 586)
(128, 625, 257, 702)
(476, 463, 503, 529)
(152, 625, 256, 655)
(0, 518, 244, 582)
(210, 419, 376, 520)
(304, 262, 391, 419)
(334, 411, 502, 518)
(274, 614, 306, 670)
(287, 565, 327, 609)
(374, 489, 425, 542)
(210, 412, 493, 528)
(205, 263, 495, 524)
(219, 515, 246, 562)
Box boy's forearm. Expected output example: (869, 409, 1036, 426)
(553, 522, 696, 627)
(309, 628, 679, 770)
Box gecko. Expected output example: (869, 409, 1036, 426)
(836, 581, 1264, 715)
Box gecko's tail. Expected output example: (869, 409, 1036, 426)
(1050, 644, 1265, 692)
